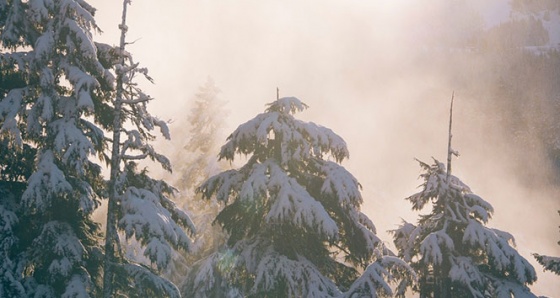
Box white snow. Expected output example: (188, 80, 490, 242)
(264, 160, 339, 237)
(51, 118, 95, 173)
(419, 230, 454, 265)
(449, 256, 483, 297)
(120, 263, 181, 298)
(62, 274, 91, 298)
(119, 186, 193, 270)
(220, 97, 349, 163)
(0, 88, 24, 147)
(22, 150, 73, 211)
(248, 246, 340, 297)
(28, 0, 50, 22)
(34, 31, 54, 60)
(320, 161, 362, 207)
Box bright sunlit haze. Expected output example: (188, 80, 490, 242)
(0, 0, 557, 296)
(89, 0, 560, 295)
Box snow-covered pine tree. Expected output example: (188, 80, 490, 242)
(0, 0, 193, 296)
(101, 1, 194, 297)
(533, 210, 560, 275)
(393, 96, 537, 297)
(0, 0, 111, 296)
(186, 96, 408, 297)
(392, 159, 538, 297)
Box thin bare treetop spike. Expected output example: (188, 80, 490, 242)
(446, 92, 455, 180)
(277, 87, 280, 100)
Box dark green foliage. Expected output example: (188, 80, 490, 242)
(0, 138, 35, 182)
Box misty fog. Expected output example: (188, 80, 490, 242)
(91, 0, 560, 295)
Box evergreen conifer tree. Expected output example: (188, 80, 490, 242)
(168, 77, 228, 284)
(174, 77, 228, 192)
(0, 1, 193, 296)
(185, 96, 409, 297)
(393, 96, 537, 297)
(0, 0, 111, 296)
(101, 1, 194, 297)
(392, 159, 538, 297)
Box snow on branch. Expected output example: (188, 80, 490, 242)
(533, 254, 560, 275)
(187, 248, 244, 297)
(264, 160, 338, 238)
(250, 247, 340, 297)
(265, 96, 308, 115)
(115, 263, 181, 298)
(34, 30, 55, 61)
(62, 273, 92, 298)
(199, 169, 244, 204)
(64, 18, 97, 60)
(448, 256, 484, 298)
(120, 129, 171, 171)
(22, 150, 72, 212)
(463, 219, 536, 284)
(344, 256, 415, 298)
(0, 88, 25, 147)
(119, 185, 193, 270)
(219, 97, 348, 163)
(191, 256, 217, 291)
(488, 276, 538, 298)
(391, 220, 422, 262)
(320, 161, 362, 207)
(29, 221, 92, 293)
(51, 118, 95, 174)
(420, 230, 454, 265)
(292, 119, 349, 163)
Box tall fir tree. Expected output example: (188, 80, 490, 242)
(101, 1, 194, 297)
(392, 159, 538, 297)
(0, 0, 194, 296)
(0, 0, 111, 296)
(184, 96, 410, 297)
(173, 77, 228, 192)
(393, 97, 537, 297)
(168, 77, 229, 284)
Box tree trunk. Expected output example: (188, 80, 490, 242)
(102, 1, 129, 297)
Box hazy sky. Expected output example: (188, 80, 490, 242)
(91, 1, 559, 295)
